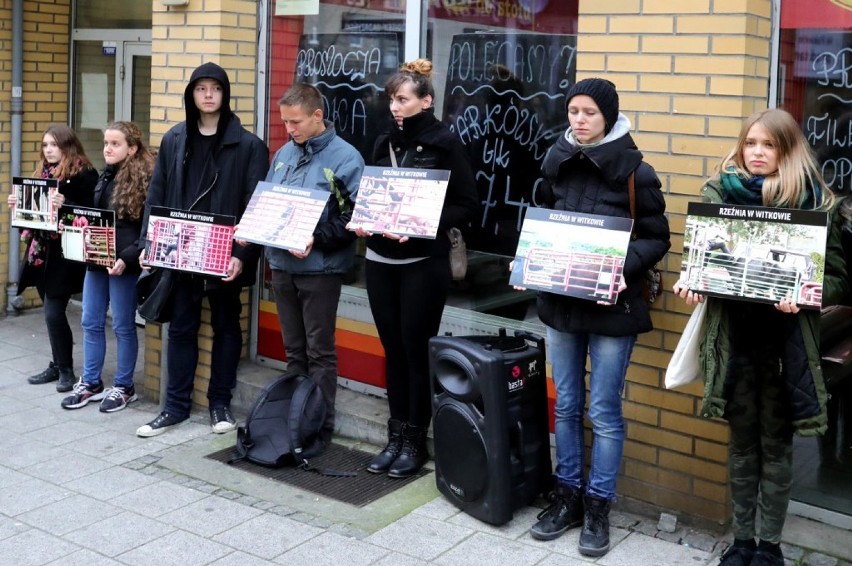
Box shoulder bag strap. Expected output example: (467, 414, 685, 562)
(388, 141, 398, 168)
(627, 171, 638, 240)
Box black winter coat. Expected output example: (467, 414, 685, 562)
(141, 115, 269, 288)
(368, 110, 479, 260)
(18, 167, 97, 298)
(89, 165, 144, 275)
(536, 119, 670, 336)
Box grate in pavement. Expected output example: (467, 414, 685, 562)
(205, 443, 431, 507)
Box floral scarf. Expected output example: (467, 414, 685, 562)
(20, 164, 59, 266)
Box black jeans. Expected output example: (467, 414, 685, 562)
(365, 256, 450, 427)
(42, 292, 74, 369)
(165, 277, 243, 418)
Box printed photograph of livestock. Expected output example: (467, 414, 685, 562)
(509, 208, 633, 304)
(681, 202, 829, 310)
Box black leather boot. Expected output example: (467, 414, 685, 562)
(56, 367, 77, 393)
(530, 483, 584, 540)
(28, 362, 59, 385)
(367, 418, 404, 474)
(578, 494, 611, 557)
(387, 424, 428, 478)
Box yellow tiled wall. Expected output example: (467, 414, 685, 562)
(577, 0, 772, 524)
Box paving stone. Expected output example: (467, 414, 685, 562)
(118, 529, 232, 566)
(159, 494, 263, 537)
(25, 450, 114, 484)
(807, 553, 840, 566)
(371, 552, 431, 566)
(327, 523, 371, 540)
(74, 465, 159, 500)
(210, 550, 280, 565)
(656, 529, 683, 544)
(213, 513, 323, 559)
(631, 518, 660, 537)
(657, 512, 678, 533)
(783, 542, 806, 561)
(682, 530, 718, 552)
(276, 531, 390, 566)
(446, 504, 541, 540)
(599, 531, 712, 566)
(112, 480, 208, 518)
(366, 512, 475, 562)
(609, 511, 640, 530)
(0, 514, 29, 541)
(0, 477, 72, 516)
(49, 548, 125, 565)
(434, 532, 549, 566)
(66, 510, 175, 557)
(0, 528, 80, 565)
(290, 511, 333, 528)
(17, 494, 121, 535)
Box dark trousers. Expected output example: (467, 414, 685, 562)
(165, 277, 243, 418)
(270, 270, 342, 437)
(724, 307, 796, 544)
(365, 257, 450, 427)
(42, 292, 74, 369)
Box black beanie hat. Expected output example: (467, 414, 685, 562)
(566, 78, 619, 134)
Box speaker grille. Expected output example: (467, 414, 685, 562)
(433, 403, 488, 502)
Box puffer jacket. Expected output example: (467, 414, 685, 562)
(698, 178, 849, 436)
(536, 114, 670, 336)
(367, 109, 479, 260)
(264, 122, 365, 275)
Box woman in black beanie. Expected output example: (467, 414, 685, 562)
(528, 78, 670, 557)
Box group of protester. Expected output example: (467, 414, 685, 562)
(9, 59, 848, 565)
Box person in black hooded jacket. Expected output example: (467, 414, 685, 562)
(353, 59, 479, 479)
(528, 79, 669, 557)
(135, 62, 268, 438)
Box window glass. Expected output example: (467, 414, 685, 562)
(428, 1, 578, 323)
(777, 1, 852, 193)
(75, 0, 152, 29)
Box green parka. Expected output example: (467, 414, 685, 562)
(697, 179, 849, 436)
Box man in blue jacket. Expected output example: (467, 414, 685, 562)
(264, 83, 364, 442)
(136, 62, 269, 438)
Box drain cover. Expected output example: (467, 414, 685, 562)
(206, 443, 431, 507)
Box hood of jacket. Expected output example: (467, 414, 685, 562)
(184, 62, 234, 142)
(543, 113, 642, 186)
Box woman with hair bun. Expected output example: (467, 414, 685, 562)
(353, 59, 479, 478)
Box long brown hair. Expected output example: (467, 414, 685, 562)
(33, 124, 93, 180)
(106, 121, 154, 220)
(717, 109, 834, 210)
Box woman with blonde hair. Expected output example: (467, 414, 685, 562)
(9, 124, 97, 392)
(674, 108, 848, 566)
(61, 121, 155, 412)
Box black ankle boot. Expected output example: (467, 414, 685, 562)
(530, 483, 584, 541)
(28, 362, 59, 385)
(367, 418, 404, 474)
(56, 367, 77, 393)
(578, 494, 611, 557)
(387, 424, 428, 478)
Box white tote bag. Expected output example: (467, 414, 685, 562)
(665, 301, 707, 389)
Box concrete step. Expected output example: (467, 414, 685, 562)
(231, 362, 393, 448)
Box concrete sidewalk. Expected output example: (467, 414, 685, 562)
(0, 305, 849, 566)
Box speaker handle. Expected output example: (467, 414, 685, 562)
(514, 330, 545, 353)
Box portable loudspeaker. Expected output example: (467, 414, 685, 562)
(429, 329, 551, 526)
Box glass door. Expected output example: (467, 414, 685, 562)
(72, 39, 151, 169)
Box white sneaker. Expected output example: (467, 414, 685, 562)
(210, 406, 236, 434)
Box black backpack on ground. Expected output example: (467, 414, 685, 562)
(232, 371, 328, 467)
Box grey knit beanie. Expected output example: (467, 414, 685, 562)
(566, 78, 619, 134)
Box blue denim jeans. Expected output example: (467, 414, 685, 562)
(81, 270, 139, 388)
(546, 326, 636, 501)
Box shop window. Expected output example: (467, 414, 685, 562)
(777, 0, 852, 193)
(75, 0, 152, 29)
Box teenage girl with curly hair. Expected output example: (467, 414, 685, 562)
(61, 121, 155, 413)
(9, 124, 97, 392)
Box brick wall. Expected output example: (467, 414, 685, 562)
(577, 0, 773, 524)
(0, 0, 72, 312)
(142, 0, 260, 409)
